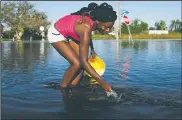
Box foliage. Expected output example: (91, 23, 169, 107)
(149, 27, 155, 30)
(169, 19, 182, 32)
(1, 1, 181, 40)
(120, 18, 148, 34)
(22, 28, 42, 40)
(1, 1, 50, 40)
(154, 20, 167, 30)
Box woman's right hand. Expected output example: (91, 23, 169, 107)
(102, 82, 112, 92)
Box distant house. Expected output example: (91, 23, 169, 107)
(148, 30, 169, 35)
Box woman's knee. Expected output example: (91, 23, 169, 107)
(71, 59, 81, 70)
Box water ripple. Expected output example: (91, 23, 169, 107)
(1, 40, 181, 119)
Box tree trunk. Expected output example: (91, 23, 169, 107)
(15, 30, 22, 40)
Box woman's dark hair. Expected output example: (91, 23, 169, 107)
(71, 2, 117, 23)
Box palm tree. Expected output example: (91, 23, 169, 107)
(169, 20, 176, 31)
(175, 19, 181, 32)
(169, 19, 182, 32)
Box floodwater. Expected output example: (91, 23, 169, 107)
(1, 40, 181, 119)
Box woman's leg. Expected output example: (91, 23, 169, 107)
(51, 41, 81, 88)
(68, 40, 83, 86)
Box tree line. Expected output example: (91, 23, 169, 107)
(1, 1, 181, 40)
(1, 1, 50, 40)
(119, 19, 181, 35)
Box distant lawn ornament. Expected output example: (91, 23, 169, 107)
(123, 15, 133, 43)
(121, 10, 129, 17)
(123, 15, 130, 25)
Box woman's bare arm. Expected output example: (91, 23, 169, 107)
(90, 37, 94, 51)
(74, 23, 106, 85)
(80, 28, 106, 85)
(74, 22, 111, 91)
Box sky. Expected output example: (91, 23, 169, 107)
(24, 1, 182, 28)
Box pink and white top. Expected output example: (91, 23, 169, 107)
(55, 15, 94, 41)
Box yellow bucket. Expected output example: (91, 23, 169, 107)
(85, 56, 105, 84)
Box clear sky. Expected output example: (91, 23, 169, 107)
(29, 1, 181, 28)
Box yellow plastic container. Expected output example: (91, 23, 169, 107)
(85, 56, 105, 84)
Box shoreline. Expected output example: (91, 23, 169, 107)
(1, 39, 181, 42)
(92, 33, 182, 40)
(1, 33, 181, 41)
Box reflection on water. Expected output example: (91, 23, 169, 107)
(1, 41, 49, 71)
(1, 40, 182, 119)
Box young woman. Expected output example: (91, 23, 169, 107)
(47, 2, 117, 92)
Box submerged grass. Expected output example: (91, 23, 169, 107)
(93, 32, 182, 40)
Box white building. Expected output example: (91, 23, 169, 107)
(148, 30, 169, 35)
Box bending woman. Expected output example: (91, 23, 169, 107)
(47, 2, 117, 92)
